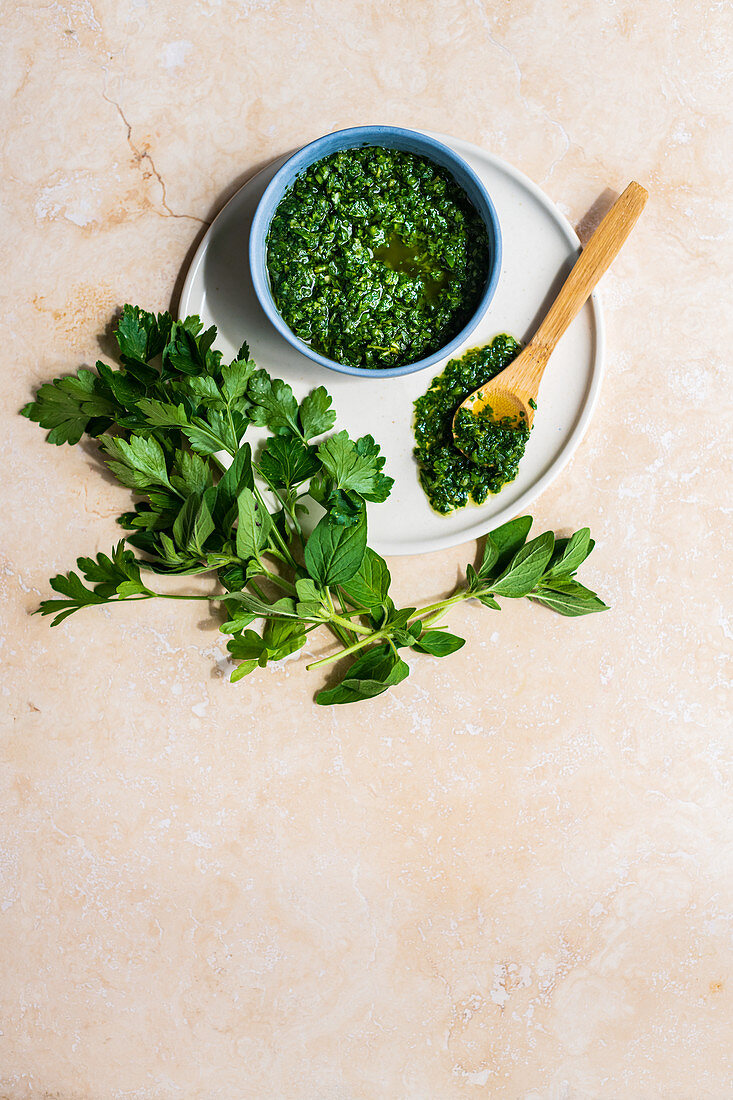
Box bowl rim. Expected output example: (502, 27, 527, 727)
(249, 124, 503, 378)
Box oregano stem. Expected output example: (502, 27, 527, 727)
(408, 592, 468, 621)
(328, 612, 372, 636)
(334, 590, 357, 644)
(248, 579, 268, 601)
(324, 589, 353, 648)
(306, 630, 385, 670)
(260, 570, 297, 596)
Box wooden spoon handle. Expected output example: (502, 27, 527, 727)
(530, 181, 648, 355)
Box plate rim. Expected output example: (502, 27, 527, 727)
(179, 132, 605, 557)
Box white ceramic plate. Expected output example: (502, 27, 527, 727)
(179, 133, 604, 556)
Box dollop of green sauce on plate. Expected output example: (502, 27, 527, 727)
(266, 146, 490, 370)
(413, 334, 529, 514)
(453, 405, 529, 472)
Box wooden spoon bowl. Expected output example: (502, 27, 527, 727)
(453, 181, 648, 449)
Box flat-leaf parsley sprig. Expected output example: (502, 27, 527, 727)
(23, 306, 608, 706)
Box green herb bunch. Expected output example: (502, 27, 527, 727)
(22, 307, 608, 705)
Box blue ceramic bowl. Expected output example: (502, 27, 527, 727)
(249, 126, 502, 379)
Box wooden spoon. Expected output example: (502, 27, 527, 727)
(453, 181, 648, 448)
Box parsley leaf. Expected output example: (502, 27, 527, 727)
(172, 494, 215, 554)
(221, 358, 256, 404)
(101, 434, 173, 492)
(36, 542, 152, 625)
(227, 629, 267, 678)
(258, 436, 320, 490)
(298, 386, 336, 439)
(247, 371, 300, 436)
(162, 318, 219, 377)
(116, 304, 172, 364)
(181, 409, 245, 457)
(171, 451, 214, 496)
(317, 431, 394, 502)
(21, 369, 117, 445)
(135, 397, 190, 431)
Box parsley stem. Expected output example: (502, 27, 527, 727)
(153, 593, 218, 601)
(285, 501, 304, 542)
(253, 463, 304, 542)
(269, 527, 296, 568)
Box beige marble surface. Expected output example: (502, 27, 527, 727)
(1, 1, 732, 1096)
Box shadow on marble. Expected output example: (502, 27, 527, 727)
(576, 187, 619, 245)
(169, 153, 296, 319)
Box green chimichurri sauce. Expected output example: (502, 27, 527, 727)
(413, 334, 528, 514)
(266, 146, 490, 370)
(453, 405, 530, 472)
